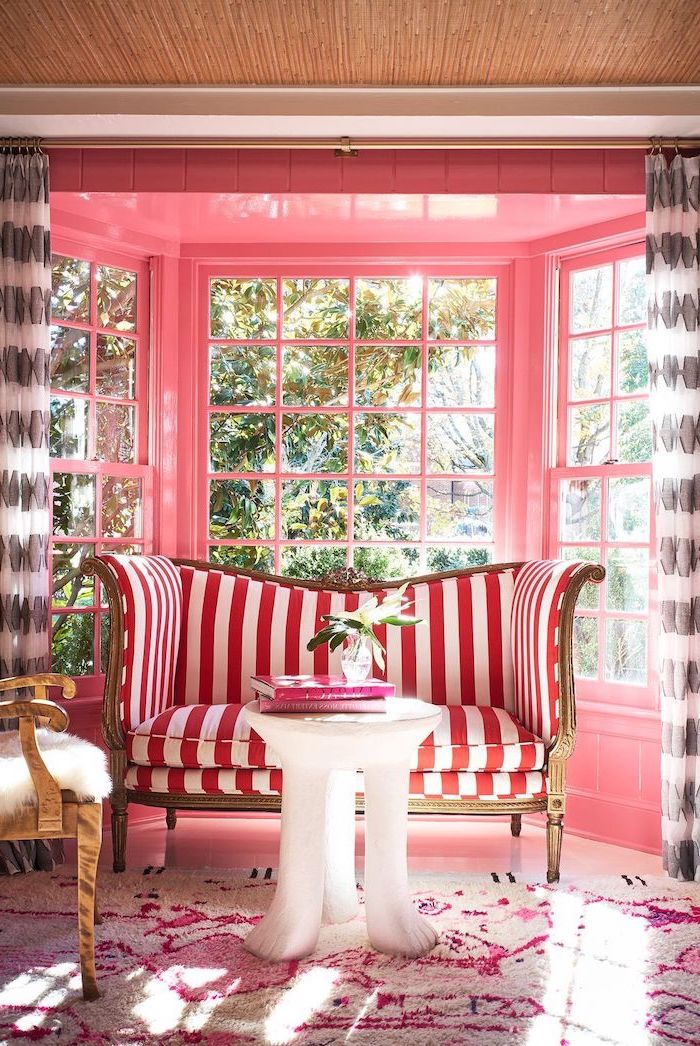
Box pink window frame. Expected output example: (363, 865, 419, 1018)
(50, 236, 154, 697)
(549, 239, 657, 711)
(195, 260, 514, 572)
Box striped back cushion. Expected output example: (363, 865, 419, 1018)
(101, 554, 183, 731)
(511, 560, 584, 744)
(174, 565, 518, 709)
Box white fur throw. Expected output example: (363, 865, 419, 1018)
(0, 729, 111, 816)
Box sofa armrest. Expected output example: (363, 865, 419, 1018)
(511, 560, 604, 752)
(84, 555, 183, 746)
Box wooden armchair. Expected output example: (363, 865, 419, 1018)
(0, 674, 111, 1001)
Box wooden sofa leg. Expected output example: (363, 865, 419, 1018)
(112, 806, 128, 873)
(76, 803, 102, 1001)
(510, 814, 522, 837)
(166, 808, 177, 830)
(546, 813, 563, 883)
(110, 750, 128, 872)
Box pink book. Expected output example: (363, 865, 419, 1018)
(259, 697, 388, 714)
(251, 674, 395, 701)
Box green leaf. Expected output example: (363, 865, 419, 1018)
(306, 628, 336, 651)
(329, 632, 346, 652)
(323, 614, 365, 630)
(381, 614, 424, 626)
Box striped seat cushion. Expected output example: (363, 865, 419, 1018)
(418, 706, 545, 772)
(125, 764, 547, 801)
(126, 702, 545, 773)
(175, 565, 518, 709)
(127, 704, 275, 770)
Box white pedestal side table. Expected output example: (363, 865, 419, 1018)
(243, 697, 441, 962)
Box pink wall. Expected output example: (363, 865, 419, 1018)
(54, 149, 659, 854)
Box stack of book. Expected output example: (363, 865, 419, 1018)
(251, 674, 395, 713)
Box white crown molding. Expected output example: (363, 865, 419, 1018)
(0, 85, 699, 139)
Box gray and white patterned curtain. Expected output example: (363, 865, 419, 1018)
(0, 146, 54, 874)
(647, 150, 700, 881)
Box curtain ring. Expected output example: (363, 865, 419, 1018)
(674, 138, 680, 155)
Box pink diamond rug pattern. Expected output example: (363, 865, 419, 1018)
(0, 869, 699, 1044)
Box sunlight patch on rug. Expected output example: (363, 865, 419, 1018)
(265, 966, 340, 1044)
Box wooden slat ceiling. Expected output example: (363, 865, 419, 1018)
(2, 0, 699, 87)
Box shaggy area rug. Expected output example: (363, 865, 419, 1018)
(0, 868, 698, 1045)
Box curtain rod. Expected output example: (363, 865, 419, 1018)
(34, 136, 700, 151)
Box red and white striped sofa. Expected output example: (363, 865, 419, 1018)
(88, 556, 603, 880)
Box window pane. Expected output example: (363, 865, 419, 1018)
(51, 255, 90, 323)
(354, 546, 420, 580)
(283, 345, 348, 406)
(53, 473, 95, 537)
(210, 278, 277, 339)
(354, 413, 420, 473)
(427, 345, 495, 408)
(569, 335, 611, 401)
(570, 265, 613, 333)
(426, 545, 492, 571)
(282, 279, 350, 339)
(560, 478, 601, 542)
(355, 278, 422, 340)
(616, 400, 652, 463)
(618, 256, 646, 326)
(209, 545, 274, 572)
(607, 476, 650, 542)
(428, 278, 496, 340)
(560, 546, 600, 609)
(427, 479, 493, 540)
(102, 476, 142, 538)
(427, 413, 494, 473)
(605, 618, 646, 684)
(96, 402, 135, 463)
(568, 403, 610, 466)
(50, 395, 89, 459)
(52, 613, 94, 675)
(96, 265, 136, 332)
(354, 345, 421, 407)
(616, 330, 649, 394)
(50, 326, 89, 393)
(52, 543, 94, 608)
(281, 545, 347, 579)
(96, 334, 136, 398)
(209, 344, 276, 406)
(573, 616, 598, 679)
(209, 479, 275, 539)
(281, 480, 348, 539)
(100, 543, 140, 555)
(606, 547, 648, 612)
(282, 414, 348, 472)
(209, 413, 275, 473)
(353, 480, 420, 540)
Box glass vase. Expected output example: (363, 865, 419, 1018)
(341, 633, 372, 683)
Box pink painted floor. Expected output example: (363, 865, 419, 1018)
(66, 811, 662, 881)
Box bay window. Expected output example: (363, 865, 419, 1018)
(204, 269, 505, 580)
(551, 242, 655, 705)
(50, 248, 151, 679)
